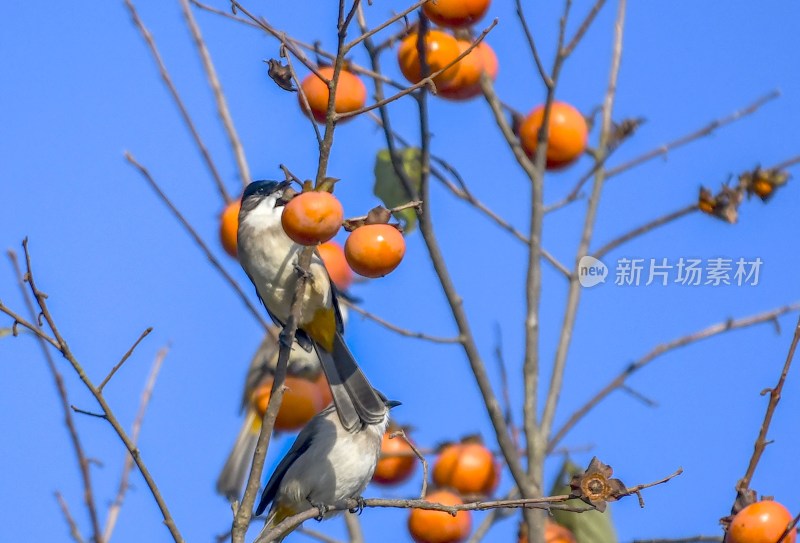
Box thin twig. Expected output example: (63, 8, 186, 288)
(56, 491, 86, 543)
(344, 0, 428, 52)
(549, 303, 800, 452)
(124, 152, 271, 331)
(342, 299, 461, 344)
(390, 429, 429, 499)
(605, 91, 780, 180)
(179, 0, 251, 188)
(593, 204, 698, 259)
(515, 0, 550, 86)
(282, 44, 324, 146)
(345, 200, 422, 222)
(8, 250, 103, 543)
(560, 91, 780, 206)
(736, 316, 800, 493)
(562, 0, 608, 58)
(778, 512, 800, 543)
(103, 346, 170, 542)
(123, 0, 230, 203)
(768, 154, 800, 172)
(221, 0, 405, 90)
(541, 0, 627, 454)
(98, 327, 153, 392)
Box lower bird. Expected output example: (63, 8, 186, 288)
(254, 395, 400, 542)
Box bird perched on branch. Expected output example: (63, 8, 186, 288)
(255, 395, 401, 542)
(237, 180, 386, 433)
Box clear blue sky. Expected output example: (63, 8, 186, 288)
(2, 1, 800, 542)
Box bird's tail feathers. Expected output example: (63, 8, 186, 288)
(216, 411, 259, 502)
(314, 333, 386, 432)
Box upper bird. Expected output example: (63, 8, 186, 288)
(237, 180, 386, 432)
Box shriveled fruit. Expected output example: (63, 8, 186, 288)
(252, 376, 326, 432)
(372, 428, 417, 485)
(281, 191, 344, 245)
(317, 241, 353, 291)
(422, 0, 491, 29)
(752, 178, 774, 199)
(439, 40, 498, 101)
(344, 224, 406, 278)
(433, 441, 498, 495)
(299, 66, 367, 123)
(727, 500, 796, 543)
(398, 30, 461, 87)
(519, 101, 588, 170)
(518, 521, 578, 543)
(408, 490, 471, 543)
(219, 199, 241, 258)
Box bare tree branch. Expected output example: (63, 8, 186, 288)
(342, 299, 462, 344)
(98, 327, 153, 392)
(103, 345, 169, 542)
(124, 0, 231, 203)
(2, 241, 184, 543)
(541, 0, 627, 450)
(593, 204, 698, 259)
(55, 491, 86, 543)
(736, 315, 800, 494)
(179, 0, 251, 187)
(549, 303, 800, 452)
(8, 250, 103, 543)
(124, 152, 272, 331)
(606, 91, 780, 180)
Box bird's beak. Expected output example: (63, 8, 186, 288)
(386, 400, 402, 409)
(274, 181, 295, 207)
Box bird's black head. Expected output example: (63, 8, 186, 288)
(241, 180, 292, 202)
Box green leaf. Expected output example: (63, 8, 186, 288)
(550, 458, 619, 543)
(373, 148, 422, 233)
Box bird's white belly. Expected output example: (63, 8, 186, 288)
(239, 221, 332, 324)
(280, 421, 384, 508)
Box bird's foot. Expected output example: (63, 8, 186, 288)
(348, 496, 366, 515)
(308, 500, 328, 521)
(293, 263, 312, 280)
